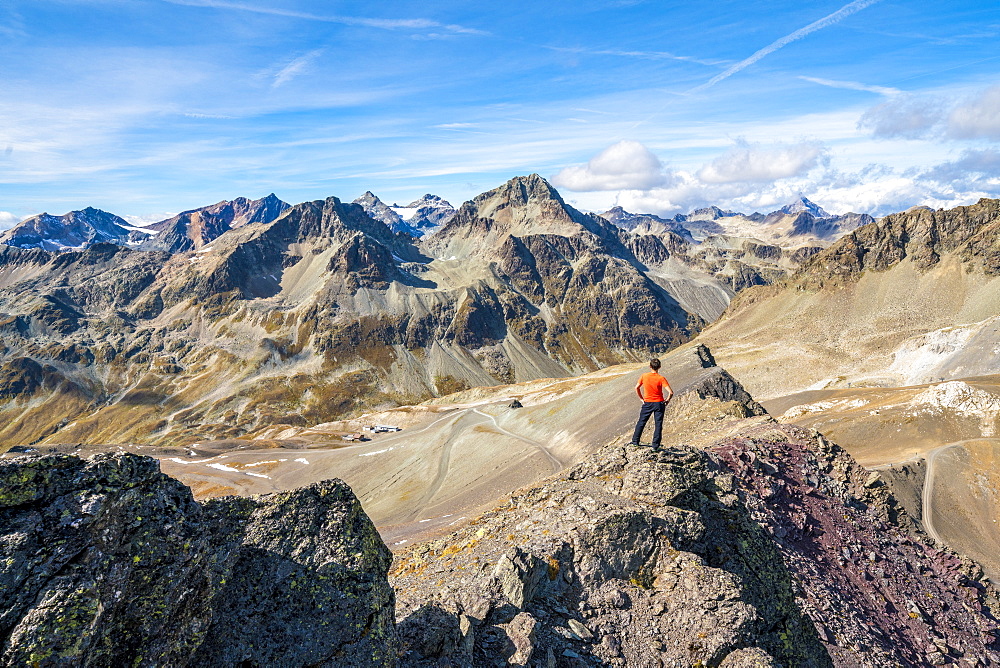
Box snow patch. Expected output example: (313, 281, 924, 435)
(359, 447, 393, 457)
(207, 463, 240, 472)
(294, 457, 310, 464)
(168, 456, 219, 465)
(390, 206, 419, 221)
(244, 471, 271, 479)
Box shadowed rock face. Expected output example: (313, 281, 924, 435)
(0, 453, 395, 667)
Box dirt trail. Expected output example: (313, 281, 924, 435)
(471, 408, 563, 470)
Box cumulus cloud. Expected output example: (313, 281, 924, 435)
(551, 140, 675, 191)
(0, 211, 22, 231)
(857, 94, 946, 139)
(947, 86, 1000, 140)
(696, 141, 826, 183)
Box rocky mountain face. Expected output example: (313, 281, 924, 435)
(700, 196, 1000, 399)
(0, 452, 395, 666)
(0, 207, 139, 251)
(0, 175, 740, 448)
(354, 191, 456, 237)
(140, 193, 289, 253)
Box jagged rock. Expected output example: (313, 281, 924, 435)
(508, 399, 523, 409)
(494, 548, 548, 609)
(0, 453, 395, 667)
(500, 611, 538, 666)
(392, 388, 1000, 667)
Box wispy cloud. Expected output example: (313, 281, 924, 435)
(799, 76, 900, 96)
(546, 45, 723, 67)
(271, 49, 324, 88)
(161, 0, 488, 36)
(691, 0, 883, 92)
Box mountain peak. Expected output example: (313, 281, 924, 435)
(779, 196, 829, 218)
(0, 207, 132, 251)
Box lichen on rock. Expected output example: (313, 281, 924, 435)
(0, 452, 395, 667)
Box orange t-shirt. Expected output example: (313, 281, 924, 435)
(638, 371, 670, 402)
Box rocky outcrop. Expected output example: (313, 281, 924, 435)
(0, 453, 395, 667)
(390, 401, 1000, 666)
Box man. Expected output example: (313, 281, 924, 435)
(630, 357, 673, 450)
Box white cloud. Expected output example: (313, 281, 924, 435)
(0, 211, 22, 231)
(921, 149, 1000, 183)
(857, 94, 946, 139)
(696, 141, 825, 183)
(858, 85, 1000, 142)
(551, 140, 674, 191)
(947, 86, 1000, 140)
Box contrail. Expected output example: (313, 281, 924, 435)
(690, 0, 883, 93)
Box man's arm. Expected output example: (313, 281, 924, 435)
(663, 378, 674, 403)
(635, 379, 644, 400)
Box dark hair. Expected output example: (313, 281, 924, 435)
(649, 358, 661, 370)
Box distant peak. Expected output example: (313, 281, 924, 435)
(779, 196, 829, 218)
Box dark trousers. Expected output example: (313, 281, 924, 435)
(631, 401, 665, 446)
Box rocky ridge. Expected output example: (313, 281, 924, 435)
(2, 362, 999, 666)
(0, 208, 141, 251)
(391, 396, 1000, 667)
(140, 193, 289, 253)
(603, 197, 873, 248)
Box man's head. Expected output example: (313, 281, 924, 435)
(649, 358, 661, 370)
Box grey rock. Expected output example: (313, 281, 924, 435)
(493, 548, 548, 609)
(0, 452, 394, 667)
(567, 618, 593, 640)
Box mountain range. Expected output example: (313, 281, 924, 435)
(0, 177, 891, 450)
(3, 174, 1000, 665)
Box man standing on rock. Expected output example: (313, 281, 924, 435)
(630, 358, 673, 450)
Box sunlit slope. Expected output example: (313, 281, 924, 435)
(766, 376, 1000, 466)
(699, 198, 1000, 400)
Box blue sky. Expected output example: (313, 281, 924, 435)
(1, 0, 999, 227)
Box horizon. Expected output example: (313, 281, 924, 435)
(2, 1, 999, 228)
